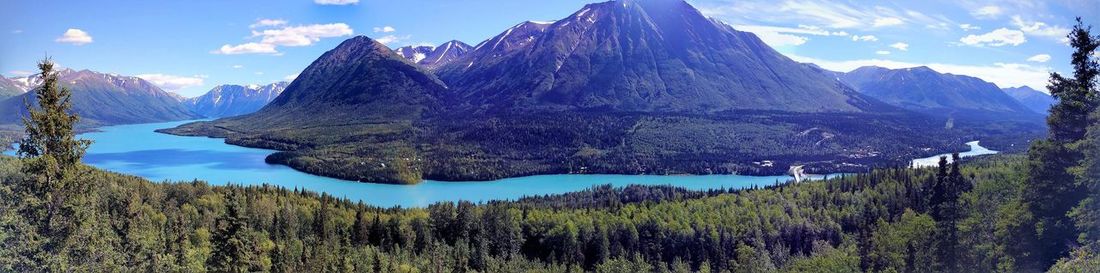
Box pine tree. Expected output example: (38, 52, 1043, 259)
(1023, 17, 1099, 269)
(929, 155, 959, 272)
(207, 191, 253, 273)
(1073, 106, 1100, 244)
(352, 209, 369, 246)
(14, 58, 93, 270)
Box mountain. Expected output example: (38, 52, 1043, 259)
(395, 41, 473, 70)
(1003, 86, 1055, 115)
(0, 69, 201, 127)
(163, 36, 448, 183)
(434, 0, 887, 114)
(186, 82, 288, 118)
(394, 45, 435, 64)
(164, 0, 1035, 184)
(256, 36, 446, 126)
(0, 76, 27, 100)
(838, 66, 1038, 119)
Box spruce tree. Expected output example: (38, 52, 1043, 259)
(15, 58, 93, 270)
(1023, 17, 1099, 268)
(929, 155, 960, 272)
(207, 191, 253, 273)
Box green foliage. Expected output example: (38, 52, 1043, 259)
(6, 58, 99, 272)
(0, 152, 1050, 272)
(1022, 17, 1099, 270)
(866, 210, 935, 273)
(164, 109, 1035, 184)
(1048, 245, 1100, 273)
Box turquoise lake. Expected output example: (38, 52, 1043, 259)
(3, 120, 995, 208)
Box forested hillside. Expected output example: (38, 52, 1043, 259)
(2, 151, 1095, 272)
(0, 5, 1096, 273)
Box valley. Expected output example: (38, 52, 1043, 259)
(1, 0, 1097, 272)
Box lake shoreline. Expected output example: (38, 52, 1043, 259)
(159, 120, 922, 184)
(5, 120, 999, 207)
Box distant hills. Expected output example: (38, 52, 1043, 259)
(836, 66, 1038, 119)
(0, 69, 201, 127)
(163, 0, 1029, 184)
(1003, 86, 1056, 114)
(186, 82, 288, 118)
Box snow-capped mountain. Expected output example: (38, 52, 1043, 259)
(394, 40, 473, 70)
(1, 69, 201, 126)
(394, 45, 435, 64)
(0, 76, 27, 99)
(186, 82, 289, 118)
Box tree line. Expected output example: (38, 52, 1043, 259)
(0, 16, 1097, 273)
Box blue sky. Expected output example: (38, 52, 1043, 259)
(1, 0, 1096, 97)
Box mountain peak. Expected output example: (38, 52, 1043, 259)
(186, 81, 290, 118)
(435, 0, 885, 113)
(394, 41, 473, 70)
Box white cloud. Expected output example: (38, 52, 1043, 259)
(375, 35, 410, 45)
(12, 30, 22, 34)
(1011, 16, 1070, 41)
(254, 23, 353, 47)
(753, 32, 808, 47)
(735, 24, 852, 47)
(231, 65, 244, 69)
(212, 42, 278, 55)
(959, 28, 1026, 47)
(373, 26, 396, 33)
(136, 74, 205, 91)
(55, 29, 93, 45)
(959, 24, 980, 31)
(851, 35, 878, 42)
(889, 42, 909, 51)
(254, 72, 264, 75)
(213, 23, 353, 55)
(876, 50, 891, 55)
(789, 54, 1052, 91)
(8, 70, 33, 77)
(250, 19, 287, 29)
(971, 5, 1002, 19)
(926, 22, 950, 30)
(315, 0, 358, 5)
(1027, 54, 1051, 63)
(872, 17, 904, 27)
(697, 0, 952, 32)
(736, 25, 851, 37)
(284, 73, 300, 81)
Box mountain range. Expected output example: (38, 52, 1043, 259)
(0, 76, 28, 100)
(186, 82, 288, 118)
(1003, 86, 1056, 114)
(162, 0, 1023, 184)
(0, 69, 200, 127)
(433, 0, 887, 114)
(836, 66, 1038, 119)
(395, 40, 473, 70)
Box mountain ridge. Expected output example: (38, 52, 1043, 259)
(1003, 86, 1055, 115)
(0, 69, 201, 127)
(186, 82, 289, 118)
(434, 0, 892, 114)
(837, 65, 1039, 119)
(162, 0, 1035, 184)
